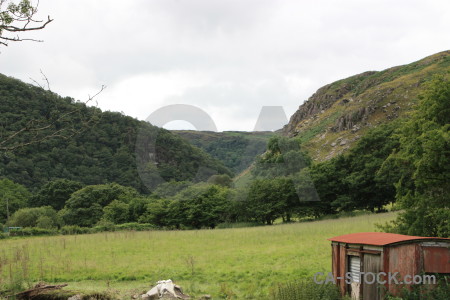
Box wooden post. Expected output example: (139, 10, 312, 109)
(5, 196, 10, 221)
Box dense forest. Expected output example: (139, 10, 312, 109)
(0, 73, 231, 194)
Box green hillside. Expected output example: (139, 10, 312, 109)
(0, 74, 231, 192)
(173, 130, 274, 174)
(283, 50, 450, 160)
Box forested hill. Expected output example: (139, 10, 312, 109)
(173, 130, 274, 174)
(0, 74, 231, 192)
(283, 50, 450, 160)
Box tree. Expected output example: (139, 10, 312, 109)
(169, 183, 232, 229)
(36, 215, 55, 229)
(61, 183, 138, 227)
(0, 0, 53, 46)
(309, 155, 349, 213)
(247, 136, 320, 222)
(245, 178, 285, 225)
(0, 177, 30, 223)
(7, 206, 60, 228)
(31, 179, 83, 210)
(207, 174, 233, 187)
(275, 177, 300, 222)
(102, 200, 129, 224)
(138, 198, 171, 227)
(292, 168, 328, 218)
(344, 122, 400, 212)
(381, 75, 450, 237)
(304, 122, 400, 215)
(128, 196, 152, 222)
(253, 136, 311, 178)
(151, 181, 192, 198)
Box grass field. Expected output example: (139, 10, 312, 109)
(0, 212, 396, 299)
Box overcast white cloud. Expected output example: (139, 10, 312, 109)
(1, 0, 449, 131)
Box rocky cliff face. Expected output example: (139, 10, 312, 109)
(283, 71, 376, 136)
(282, 50, 450, 160)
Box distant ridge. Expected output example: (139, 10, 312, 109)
(283, 50, 450, 160)
(0, 74, 231, 191)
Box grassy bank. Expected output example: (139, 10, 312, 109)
(0, 212, 396, 299)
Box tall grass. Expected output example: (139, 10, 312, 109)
(271, 280, 343, 300)
(0, 212, 396, 299)
(0, 244, 33, 297)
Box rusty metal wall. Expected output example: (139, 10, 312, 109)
(339, 244, 347, 295)
(422, 246, 450, 273)
(387, 243, 421, 295)
(332, 244, 340, 281)
(332, 243, 348, 295)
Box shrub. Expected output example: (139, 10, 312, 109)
(36, 215, 55, 229)
(216, 222, 262, 229)
(271, 280, 342, 300)
(60, 225, 90, 235)
(62, 222, 156, 235)
(8, 227, 57, 236)
(91, 220, 116, 233)
(114, 222, 156, 231)
(102, 200, 130, 224)
(62, 183, 139, 227)
(7, 206, 60, 229)
(391, 276, 450, 300)
(0, 178, 31, 224)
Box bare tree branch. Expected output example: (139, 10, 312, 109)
(0, 0, 53, 47)
(2, 15, 52, 32)
(1, 35, 44, 42)
(29, 69, 50, 90)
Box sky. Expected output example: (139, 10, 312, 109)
(1, 0, 449, 131)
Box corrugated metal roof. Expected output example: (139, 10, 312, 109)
(328, 232, 450, 246)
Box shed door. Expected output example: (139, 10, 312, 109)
(363, 254, 381, 300)
(348, 256, 361, 299)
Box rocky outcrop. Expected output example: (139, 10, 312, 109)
(280, 50, 450, 161)
(331, 106, 374, 132)
(282, 71, 376, 136)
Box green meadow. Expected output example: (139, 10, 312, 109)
(0, 212, 396, 299)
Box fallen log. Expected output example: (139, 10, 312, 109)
(14, 282, 68, 299)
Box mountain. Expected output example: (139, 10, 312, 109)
(173, 130, 274, 174)
(0, 74, 231, 192)
(283, 50, 450, 160)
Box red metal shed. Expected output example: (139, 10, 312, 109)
(328, 232, 450, 300)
